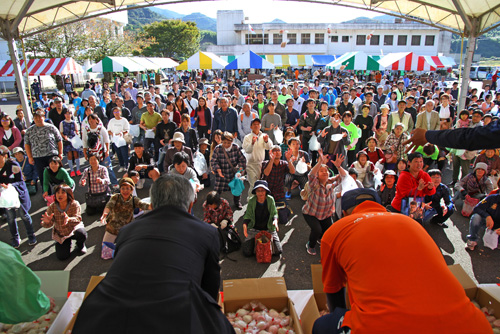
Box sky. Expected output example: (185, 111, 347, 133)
(157, 0, 380, 23)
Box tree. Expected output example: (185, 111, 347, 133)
(139, 20, 200, 60)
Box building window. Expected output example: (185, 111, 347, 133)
(273, 33, 282, 45)
(288, 33, 297, 44)
(356, 35, 366, 45)
(369, 35, 380, 45)
(245, 34, 269, 45)
(342, 36, 349, 42)
(331, 36, 339, 43)
(397, 35, 407, 46)
(411, 35, 421, 46)
(425, 35, 435, 46)
(301, 33, 311, 44)
(384, 35, 393, 45)
(315, 33, 325, 44)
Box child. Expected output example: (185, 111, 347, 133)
(197, 138, 211, 188)
(203, 191, 234, 229)
(456, 109, 470, 128)
(59, 109, 81, 177)
(280, 129, 295, 160)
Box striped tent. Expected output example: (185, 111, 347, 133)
(379, 53, 456, 71)
(289, 55, 313, 67)
(87, 56, 146, 73)
(220, 56, 237, 63)
(177, 52, 228, 70)
(145, 57, 179, 69)
(225, 50, 274, 70)
(326, 52, 383, 71)
(263, 55, 291, 68)
(311, 55, 338, 66)
(0, 58, 84, 76)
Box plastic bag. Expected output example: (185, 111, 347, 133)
(112, 135, 127, 148)
(129, 124, 140, 137)
(309, 134, 320, 151)
(295, 160, 308, 174)
(145, 129, 155, 139)
(330, 133, 343, 142)
(340, 175, 358, 196)
(233, 137, 242, 147)
(228, 173, 245, 196)
(70, 135, 83, 150)
(0, 184, 20, 209)
(193, 151, 209, 175)
(483, 228, 499, 250)
(274, 128, 283, 144)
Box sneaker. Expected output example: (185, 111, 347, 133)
(76, 170, 82, 176)
(28, 238, 37, 246)
(70, 171, 76, 177)
(285, 192, 292, 199)
(136, 178, 145, 189)
(436, 222, 449, 228)
(465, 240, 477, 251)
(306, 242, 316, 255)
(117, 167, 123, 173)
(78, 245, 87, 255)
(11, 241, 20, 249)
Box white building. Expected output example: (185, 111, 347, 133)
(208, 10, 452, 58)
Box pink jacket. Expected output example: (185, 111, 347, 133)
(0, 126, 22, 150)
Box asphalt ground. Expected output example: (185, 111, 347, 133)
(1, 91, 499, 293)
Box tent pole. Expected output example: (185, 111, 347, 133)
(1, 21, 31, 123)
(458, 34, 476, 111)
(20, 38, 33, 104)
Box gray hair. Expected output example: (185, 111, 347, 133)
(150, 175, 195, 212)
(425, 100, 435, 107)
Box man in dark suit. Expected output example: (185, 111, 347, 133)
(72, 175, 234, 334)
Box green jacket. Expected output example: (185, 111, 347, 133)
(244, 195, 278, 232)
(43, 167, 75, 193)
(0, 243, 50, 324)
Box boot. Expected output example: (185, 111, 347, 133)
(233, 196, 242, 210)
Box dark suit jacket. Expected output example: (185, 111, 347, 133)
(73, 206, 234, 334)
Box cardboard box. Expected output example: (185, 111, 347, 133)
(449, 264, 500, 314)
(222, 277, 303, 334)
(300, 265, 326, 334)
(63, 275, 105, 334)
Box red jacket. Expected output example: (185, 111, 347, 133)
(392, 170, 436, 211)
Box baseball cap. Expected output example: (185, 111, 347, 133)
(341, 188, 381, 212)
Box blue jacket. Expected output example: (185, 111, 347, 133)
(473, 194, 500, 229)
(19, 157, 38, 181)
(426, 120, 499, 150)
(424, 183, 454, 212)
(319, 92, 337, 105)
(212, 107, 238, 135)
(0, 160, 31, 213)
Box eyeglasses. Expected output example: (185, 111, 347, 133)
(1, 119, 9, 122)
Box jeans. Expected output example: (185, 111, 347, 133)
(112, 143, 129, 167)
(6, 207, 35, 245)
(55, 228, 87, 260)
(304, 214, 332, 249)
(423, 206, 454, 225)
(34, 155, 55, 188)
(100, 156, 118, 185)
(144, 137, 158, 160)
(157, 146, 166, 173)
(467, 213, 486, 242)
(197, 125, 210, 139)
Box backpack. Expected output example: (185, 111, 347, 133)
(218, 225, 242, 254)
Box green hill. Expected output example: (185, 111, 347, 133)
(127, 7, 166, 31)
(182, 12, 216, 32)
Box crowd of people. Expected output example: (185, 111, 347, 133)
(2, 68, 500, 259)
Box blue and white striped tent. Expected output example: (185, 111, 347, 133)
(225, 50, 274, 70)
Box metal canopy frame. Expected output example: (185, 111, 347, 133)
(0, 0, 498, 115)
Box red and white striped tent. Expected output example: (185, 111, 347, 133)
(0, 58, 84, 77)
(378, 52, 455, 71)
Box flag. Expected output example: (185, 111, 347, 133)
(248, 24, 256, 35)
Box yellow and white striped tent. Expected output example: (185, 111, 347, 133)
(177, 52, 228, 70)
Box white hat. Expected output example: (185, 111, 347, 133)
(474, 162, 488, 173)
(172, 132, 185, 144)
(380, 104, 390, 110)
(12, 147, 24, 154)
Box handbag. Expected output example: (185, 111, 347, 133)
(362, 167, 375, 189)
(85, 169, 111, 209)
(255, 231, 273, 263)
(218, 225, 242, 254)
(124, 133, 133, 145)
(461, 194, 480, 217)
(400, 188, 425, 224)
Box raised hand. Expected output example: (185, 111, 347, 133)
(332, 153, 345, 168)
(41, 212, 54, 224)
(285, 149, 293, 161)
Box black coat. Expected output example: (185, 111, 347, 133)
(73, 206, 234, 334)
